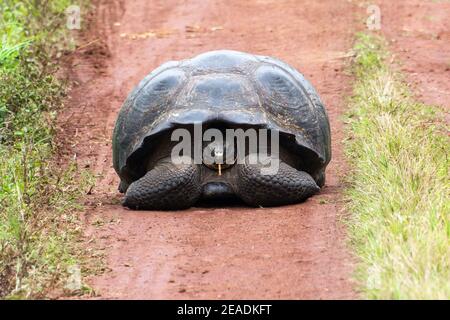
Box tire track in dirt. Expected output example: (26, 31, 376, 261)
(379, 0, 450, 121)
(60, 0, 358, 299)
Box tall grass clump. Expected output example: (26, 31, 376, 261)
(345, 33, 449, 299)
(0, 0, 91, 298)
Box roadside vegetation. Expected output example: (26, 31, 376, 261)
(345, 33, 449, 299)
(0, 0, 91, 298)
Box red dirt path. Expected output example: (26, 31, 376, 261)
(380, 0, 450, 122)
(60, 0, 359, 299)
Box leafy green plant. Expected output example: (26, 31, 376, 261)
(0, 0, 92, 298)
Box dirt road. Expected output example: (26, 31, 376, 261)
(380, 0, 450, 118)
(60, 0, 358, 299)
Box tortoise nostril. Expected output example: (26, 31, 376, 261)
(214, 148, 223, 158)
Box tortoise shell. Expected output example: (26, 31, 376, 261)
(113, 50, 331, 186)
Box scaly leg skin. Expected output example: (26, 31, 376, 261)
(236, 156, 320, 207)
(122, 158, 201, 210)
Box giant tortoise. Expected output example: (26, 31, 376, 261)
(112, 50, 331, 210)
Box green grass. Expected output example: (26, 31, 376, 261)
(345, 33, 450, 299)
(0, 0, 92, 298)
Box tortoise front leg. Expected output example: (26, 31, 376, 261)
(235, 156, 320, 207)
(122, 158, 201, 210)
